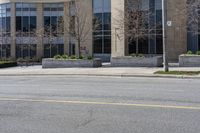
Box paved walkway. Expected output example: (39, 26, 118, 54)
(0, 65, 200, 78)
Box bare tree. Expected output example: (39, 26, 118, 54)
(65, 0, 97, 58)
(114, 0, 157, 55)
(43, 25, 62, 58)
(187, 0, 200, 34)
(0, 31, 11, 60)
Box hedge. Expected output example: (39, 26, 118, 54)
(0, 61, 17, 68)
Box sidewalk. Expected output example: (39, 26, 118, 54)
(0, 65, 200, 78)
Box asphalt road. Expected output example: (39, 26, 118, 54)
(0, 76, 200, 133)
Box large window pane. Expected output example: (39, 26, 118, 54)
(103, 13, 111, 30)
(94, 37, 103, 53)
(30, 16, 36, 32)
(93, 0, 111, 54)
(94, 13, 103, 31)
(127, 0, 163, 55)
(16, 16, 22, 31)
(138, 38, 149, 54)
(156, 35, 163, 54)
(44, 44, 50, 58)
(22, 16, 29, 32)
(16, 44, 36, 58)
(104, 36, 111, 53)
(0, 44, 10, 58)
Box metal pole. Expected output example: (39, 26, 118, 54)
(162, 0, 169, 72)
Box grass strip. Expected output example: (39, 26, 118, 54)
(154, 71, 200, 75)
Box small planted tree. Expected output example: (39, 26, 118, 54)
(43, 25, 61, 58)
(65, 0, 98, 58)
(114, 0, 157, 55)
(187, 0, 200, 34)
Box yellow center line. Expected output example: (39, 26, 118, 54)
(0, 97, 200, 110)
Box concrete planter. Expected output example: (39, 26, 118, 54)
(179, 55, 200, 67)
(42, 58, 102, 68)
(111, 56, 163, 67)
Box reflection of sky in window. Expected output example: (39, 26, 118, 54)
(93, 0, 111, 13)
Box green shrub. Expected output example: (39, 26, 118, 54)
(87, 55, 93, 60)
(62, 55, 69, 59)
(79, 55, 84, 59)
(130, 53, 136, 57)
(17, 58, 25, 62)
(0, 61, 17, 68)
(54, 55, 62, 59)
(70, 55, 77, 59)
(138, 54, 144, 57)
(196, 51, 200, 55)
(187, 51, 193, 55)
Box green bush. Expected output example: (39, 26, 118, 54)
(70, 55, 77, 59)
(130, 53, 137, 57)
(0, 61, 17, 68)
(62, 55, 69, 59)
(87, 56, 93, 60)
(138, 54, 145, 58)
(54, 55, 62, 59)
(196, 51, 200, 55)
(79, 55, 84, 59)
(130, 53, 144, 58)
(187, 51, 193, 55)
(17, 58, 25, 62)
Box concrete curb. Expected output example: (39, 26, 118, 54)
(0, 73, 199, 79)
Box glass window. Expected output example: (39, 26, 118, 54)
(51, 16, 57, 33)
(43, 3, 64, 36)
(103, 13, 111, 30)
(6, 17, 10, 32)
(94, 37, 103, 53)
(187, 1, 200, 52)
(103, 0, 111, 13)
(127, 0, 163, 55)
(44, 44, 64, 58)
(0, 4, 10, 37)
(141, 0, 149, 11)
(16, 44, 36, 58)
(94, 13, 103, 31)
(156, 35, 163, 54)
(22, 16, 29, 32)
(104, 36, 111, 53)
(0, 44, 10, 59)
(15, 3, 37, 36)
(155, 0, 162, 10)
(30, 16, 36, 32)
(93, 0, 111, 54)
(93, 0, 103, 13)
(16, 16, 22, 32)
(138, 38, 149, 54)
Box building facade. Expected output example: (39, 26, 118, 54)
(112, 0, 188, 62)
(0, 0, 94, 60)
(0, 0, 198, 62)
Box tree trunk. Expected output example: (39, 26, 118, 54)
(77, 39, 81, 58)
(136, 38, 139, 55)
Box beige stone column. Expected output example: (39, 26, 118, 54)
(64, 2, 70, 55)
(111, 0, 125, 57)
(10, 2, 16, 59)
(166, 0, 187, 62)
(36, 3, 44, 59)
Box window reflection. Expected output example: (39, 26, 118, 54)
(127, 0, 163, 55)
(93, 0, 111, 54)
(0, 3, 11, 59)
